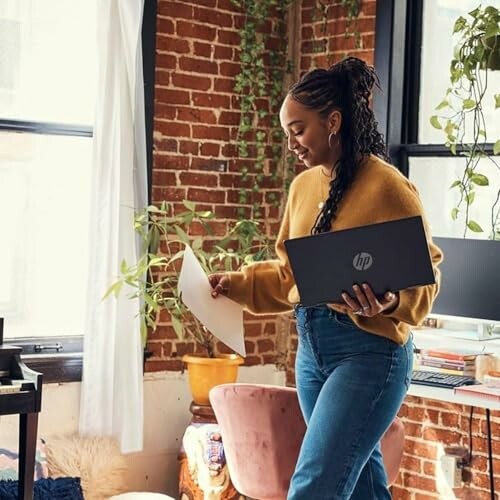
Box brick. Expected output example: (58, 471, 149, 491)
(145, 359, 183, 371)
(177, 107, 217, 124)
(155, 88, 190, 105)
(183, 0, 216, 7)
(156, 53, 177, 69)
(214, 205, 251, 219)
(187, 187, 225, 204)
(245, 323, 262, 337)
(193, 41, 212, 58)
(156, 35, 190, 54)
(179, 140, 200, 155)
(244, 340, 255, 354)
(262, 354, 276, 364)
(155, 70, 171, 86)
(179, 56, 219, 74)
(154, 102, 176, 120)
(214, 44, 233, 60)
(192, 91, 231, 109)
(179, 172, 218, 188)
(216, 0, 237, 12)
(218, 111, 240, 125)
(257, 338, 275, 353)
(172, 72, 212, 91)
(200, 142, 220, 156)
(193, 7, 233, 28)
(157, 17, 175, 35)
(157, 2, 193, 19)
(152, 170, 177, 186)
(153, 137, 177, 152)
(192, 125, 230, 141)
(190, 157, 228, 172)
(217, 29, 240, 45)
(155, 120, 190, 138)
(220, 61, 240, 77)
(152, 186, 187, 202)
(154, 154, 190, 170)
(244, 356, 262, 366)
(177, 20, 217, 41)
(405, 474, 436, 493)
(213, 78, 235, 94)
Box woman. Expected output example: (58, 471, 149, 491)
(209, 57, 442, 499)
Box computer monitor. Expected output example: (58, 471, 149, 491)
(430, 237, 500, 340)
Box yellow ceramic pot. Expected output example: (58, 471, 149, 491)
(182, 354, 244, 405)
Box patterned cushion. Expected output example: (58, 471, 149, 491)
(0, 439, 49, 480)
(0, 477, 83, 499)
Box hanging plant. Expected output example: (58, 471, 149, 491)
(231, 0, 295, 218)
(430, 5, 500, 239)
(317, 0, 363, 58)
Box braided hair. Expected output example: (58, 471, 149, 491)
(288, 57, 387, 234)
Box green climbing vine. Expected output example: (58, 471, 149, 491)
(230, 0, 295, 218)
(317, 0, 364, 58)
(231, 0, 363, 219)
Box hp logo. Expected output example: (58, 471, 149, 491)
(353, 252, 373, 271)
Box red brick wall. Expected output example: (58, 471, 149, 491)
(146, 0, 500, 497)
(147, 0, 287, 371)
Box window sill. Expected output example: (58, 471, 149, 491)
(4, 336, 83, 383)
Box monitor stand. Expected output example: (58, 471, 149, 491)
(438, 323, 500, 342)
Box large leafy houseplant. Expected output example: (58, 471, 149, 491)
(105, 200, 273, 358)
(430, 5, 500, 239)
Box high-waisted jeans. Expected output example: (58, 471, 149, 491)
(287, 305, 413, 500)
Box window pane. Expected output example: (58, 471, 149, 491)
(419, 0, 500, 143)
(0, 132, 91, 338)
(409, 156, 500, 238)
(0, 0, 97, 125)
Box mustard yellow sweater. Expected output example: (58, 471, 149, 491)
(227, 155, 443, 345)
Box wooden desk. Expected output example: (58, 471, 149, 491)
(0, 320, 42, 500)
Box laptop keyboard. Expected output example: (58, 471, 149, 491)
(411, 370, 478, 389)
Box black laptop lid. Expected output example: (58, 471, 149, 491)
(284, 216, 436, 307)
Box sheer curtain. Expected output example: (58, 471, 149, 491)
(80, 0, 147, 453)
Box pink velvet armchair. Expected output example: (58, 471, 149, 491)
(209, 383, 404, 500)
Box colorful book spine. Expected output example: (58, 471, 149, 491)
(420, 349, 478, 361)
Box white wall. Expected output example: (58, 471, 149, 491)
(0, 365, 286, 497)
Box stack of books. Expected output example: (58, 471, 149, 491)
(417, 348, 478, 376)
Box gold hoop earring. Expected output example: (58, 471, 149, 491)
(328, 131, 337, 149)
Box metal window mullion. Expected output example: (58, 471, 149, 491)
(0, 119, 92, 137)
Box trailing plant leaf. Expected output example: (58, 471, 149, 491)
(432, 5, 500, 238)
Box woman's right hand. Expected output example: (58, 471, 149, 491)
(208, 273, 230, 298)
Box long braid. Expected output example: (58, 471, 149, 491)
(289, 57, 387, 234)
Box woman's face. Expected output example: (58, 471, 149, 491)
(279, 95, 340, 169)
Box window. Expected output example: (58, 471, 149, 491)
(0, 1, 98, 379)
(374, 0, 499, 239)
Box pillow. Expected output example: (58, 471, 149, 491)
(0, 438, 49, 481)
(0, 477, 84, 499)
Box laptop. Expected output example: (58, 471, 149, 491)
(284, 216, 436, 307)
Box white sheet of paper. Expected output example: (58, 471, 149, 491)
(178, 246, 246, 357)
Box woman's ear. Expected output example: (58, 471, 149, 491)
(328, 110, 342, 134)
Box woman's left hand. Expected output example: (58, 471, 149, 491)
(332, 283, 399, 317)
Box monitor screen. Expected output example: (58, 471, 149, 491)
(431, 237, 500, 324)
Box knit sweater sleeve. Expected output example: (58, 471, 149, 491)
(225, 193, 296, 314)
(379, 175, 443, 326)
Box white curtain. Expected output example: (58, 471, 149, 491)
(80, 0, 147, 453)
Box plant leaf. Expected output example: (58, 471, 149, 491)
(450, 180, 461, 189)
(430, 116, 442, 129)
(470, 173, 489, 186)
(463, 99, 476, 109)
(451, 208, 459, 220)
(495, 94, 500, 109)
(467, 220, 483, 233)
(494, 140, 500, 155)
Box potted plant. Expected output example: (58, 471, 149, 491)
(105, 200, 273, 404)
(430, 5, 500, 239)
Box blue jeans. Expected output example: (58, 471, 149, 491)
(288, 305, 413, 500)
